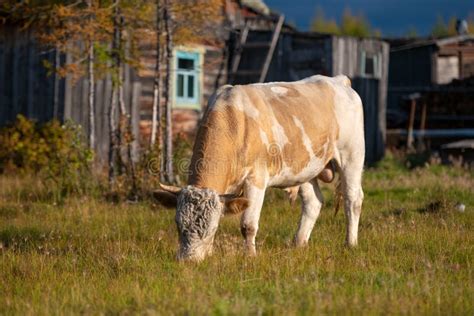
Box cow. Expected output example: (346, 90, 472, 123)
(156, 75, 365, 262)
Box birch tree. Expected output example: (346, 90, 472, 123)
(163, 0, 173, 183)
(158, 0, 222, 183)
(86, 0, 95, 150)
(150, 0, 162, 149)
(108, 0, 121, 186)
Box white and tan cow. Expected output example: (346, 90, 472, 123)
(156, 75, 365, 262)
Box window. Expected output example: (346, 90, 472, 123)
(360, 51, 381, 78)
(174, 50, 200, 108)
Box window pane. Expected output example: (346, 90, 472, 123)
(365, 56, 375, 75)
(178, 58, 194, 70)
(177, 74, 184, 97)
(187, 75, 194, 98)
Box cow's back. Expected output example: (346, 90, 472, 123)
(235, 77, 344, 187)
(191, 75, 362, 192)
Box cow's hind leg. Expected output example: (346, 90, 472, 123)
(294, 180, 324, 247)
(337, 152, 364, 247)
(240, 184, 266, 256)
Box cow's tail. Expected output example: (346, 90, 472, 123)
(334, 177, 343, 216)
(333, 160, 344, 216)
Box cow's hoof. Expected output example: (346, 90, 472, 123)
(293, 236, 308, 248)
(346, 240, 358, 248)
(245, 245, 257, 257)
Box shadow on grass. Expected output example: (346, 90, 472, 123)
(384, 208, 408, 217)
(0, 226, 58, 251)
(417, 200, 447, 214)
(0, 205, 20, 219)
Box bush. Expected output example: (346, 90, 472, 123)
(0, 115, 94, 198)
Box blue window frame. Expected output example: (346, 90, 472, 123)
(175, 51, 200, 108)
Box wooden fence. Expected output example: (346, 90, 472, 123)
(0, 26, 141, 163)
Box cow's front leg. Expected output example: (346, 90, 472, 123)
(341, 163, 364, 247)
(240, 184, 266, 256)
(294, 180, 324, 246)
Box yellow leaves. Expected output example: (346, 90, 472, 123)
(310, 7, 379, 38)
(171, 0, 224, 45)
(9, 0, 225, 83)
(0, 115, 93, 187)
(54, 5, 76, 20)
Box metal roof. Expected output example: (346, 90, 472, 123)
(391, 34, 474, 52)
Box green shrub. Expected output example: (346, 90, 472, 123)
(0, 115, 95, 199)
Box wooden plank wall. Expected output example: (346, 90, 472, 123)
(332, 37, 389, 164)
(0, 26, 141, 164)
(353, 78, 385, 164)
(0, 26, 58, 125)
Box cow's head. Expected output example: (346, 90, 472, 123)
(155, 184, 249, 262)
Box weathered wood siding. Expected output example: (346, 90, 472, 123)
(435, 56, 459, 84)
(0, 27, 60, 125)
(0, 26, 141, 163)
(353, 78, 384, 164)
(389, 46, 434, 89)
(137, 42, 228, 142)
(332, 37, 389, 162)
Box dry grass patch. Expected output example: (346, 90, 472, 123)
(0, 158, 473, 314)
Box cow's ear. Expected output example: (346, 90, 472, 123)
(153, 183, 181, 208)
(220, 195, 249, 215)
(153, 190, 178, 208)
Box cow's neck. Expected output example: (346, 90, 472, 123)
(187, 108, 239, 194)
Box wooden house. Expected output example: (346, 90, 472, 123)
(137, 0, 294, 140)
(387, 35, 474, 149)
(0, 0, 390, 165)
(138, 1, 389, 165)
(0, 25, 141, 162)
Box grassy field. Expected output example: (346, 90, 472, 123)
(0, 156, 473, 315)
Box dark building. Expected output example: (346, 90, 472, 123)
(387, 35, 474, 149)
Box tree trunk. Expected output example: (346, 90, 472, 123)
(163, 0, 174, 183)
(88, 40, 95, 150)
(108, 85, 118, 187)
(87, 0, 95, 151)
(150, 0, 162, 149)
(108, 0, 121, 187)
(53, 45, 60, 119)
(114, 4, 138, 195)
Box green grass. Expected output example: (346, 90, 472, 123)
(0, 159, 473, 315)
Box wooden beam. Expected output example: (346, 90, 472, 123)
(26, 30, 34, 118)
(230, 20, 250, 81)
(458, 50, 463, 79)
(230, 70, 261, 76)
(417, 100, 427, 151)
(241, 42, 271, 49)
(407, 99, 416, 150)
(259, 14, 284, 83)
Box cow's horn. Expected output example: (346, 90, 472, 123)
(159, 183, 181, 194)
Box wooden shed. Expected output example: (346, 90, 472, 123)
(387, 35, 474, 149)
(229, 30, 390, 165)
